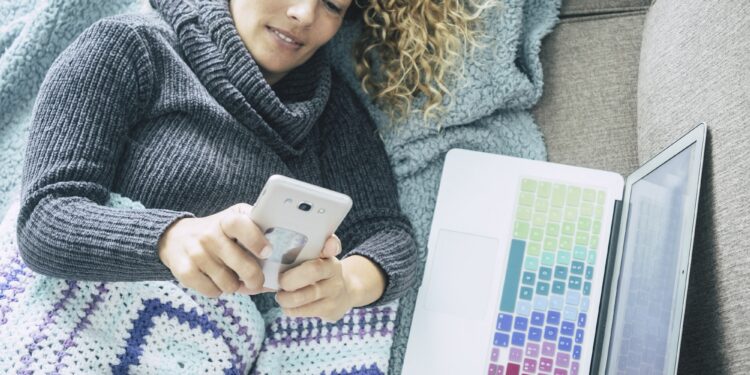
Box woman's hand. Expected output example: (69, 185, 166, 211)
(157, 203, 274, 298)
(275, 236, 387, 322)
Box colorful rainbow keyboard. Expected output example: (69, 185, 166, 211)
(486, 177, 608, 375)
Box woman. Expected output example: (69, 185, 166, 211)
(17, 0, 489, 323)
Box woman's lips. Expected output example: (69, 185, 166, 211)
(266, 26, 303, 50)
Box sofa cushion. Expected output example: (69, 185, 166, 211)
(561, 0, 650, 16)
(637, 0, 750, 373)
(533, 11, 647, 176)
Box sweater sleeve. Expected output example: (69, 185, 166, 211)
(319, 79, 419, 307)
(15, 19, 195, 281)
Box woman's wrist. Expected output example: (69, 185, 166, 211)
(341, 255, 387, 308)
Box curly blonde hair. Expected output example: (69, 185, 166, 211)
(350, 0, 499, 126)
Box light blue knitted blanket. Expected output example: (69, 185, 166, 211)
(0, 0, 559, 373)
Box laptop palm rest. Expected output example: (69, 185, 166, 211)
(423, 229, 500, 320)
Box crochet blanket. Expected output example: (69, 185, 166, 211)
(0, 193, 398, 374)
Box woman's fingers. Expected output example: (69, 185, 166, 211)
(220, 203, 270, 259)
(170, 252, 222, 298)
(320, 234, 342, 259)
(279, 258, 335, 292)
(212, 236, 265, 289)
(186, 243, 241, 294)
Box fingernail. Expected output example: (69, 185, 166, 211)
(260, 245, 272, 259)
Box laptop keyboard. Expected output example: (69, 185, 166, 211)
(486, 178, 607, 375)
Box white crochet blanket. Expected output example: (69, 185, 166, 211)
(0, 194, 397, 374)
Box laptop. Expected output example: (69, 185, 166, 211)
(402, 123, 707, 375)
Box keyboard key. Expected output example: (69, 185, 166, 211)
(550, 295, 564, 311)
(557, 251, 571, 265)
(597, 191, 605, 204)
(522, 272, 535, 285)
(546, 223, 560, 237)
(578, 313, 587, 328)
(554, 369, 568, 375)
(492, 347, 500, 362)
(557, 352, 571, 367)
(500, 240, 525, 313)
(514, 316, 528, 331)
(566, 186, 581, 207)
(529, 327, 542, 342)
(580, 297, 590, 311)
(587, 250, 596, 265)
(542, 252, 555, 266)
(563, 306, 577, 322)
(558, 337, 572, 352)
(535, 198, 549, 213)
(550, 207, 562, 222)
(583, 282, 591, 296)
(494, 332, 510, 347)
(592, 220, 601, 234)
(559, 236, 573, 250)
(577, 217, 591, 231)
(524, 256, 539, 271)
(531, 227, 544, 241)
(568, 276, 582, 290)
(520, 192, 534, 206)
(514, 221, 530, 239)
(552, 281, 566, 294)
(507, 363, 520, 375)
(554, 266, 568, 279)
(497, 313, 513, 331)
(538, 182, 551, 198)
(575, 329, 584, 344)
(509, 348, 523, 362)
(585, 266, 594, 280)
(539, 267, 552, 281)
(590, 234, 600, 249)
(516, 300, 532, 316)
(571, 361, 580, 375)
(542, 342, 556, 356)
(552, 184, 566, 207)
(488, 363, 497, 375)
(570, 261, 584, 275)
(575, 232, 589, 247)
(544, 237, 557, 251)
(561, 321, 575, 336)
(547, 311, 561, 325)
(521, 178, 537, 192)
(527, 241, 542, 256)
(539, 357, 553, 372)
(520, 286, 534, 300)
(526, 343, 540, 358)
(523, 358, 537, 373)
(531, 312, 545, 326)
(512, 332, 525, 346)
(544, 326, 558, 341)
(573, 345, 582, 360)
(564, 207, 577, 221)
(533, 214, 546, 227)
(518, 206, 532, 221)
(582, 188, 596, 203)
(533, 295, 549, 310)
(573, 247, 587, 261)
(536, 282, 550, 296)
(561, 222, 575, 236)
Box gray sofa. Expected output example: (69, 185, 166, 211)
(532, 0, 749, 373)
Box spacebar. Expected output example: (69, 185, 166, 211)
(500, 239, 525, 313)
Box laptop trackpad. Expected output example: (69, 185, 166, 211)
(423, 229, 499, 320)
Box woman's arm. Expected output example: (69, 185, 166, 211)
(318, 77, 419, 307)
(16, 19, 195, 280)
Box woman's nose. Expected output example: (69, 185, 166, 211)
(287, 0, 316, 27)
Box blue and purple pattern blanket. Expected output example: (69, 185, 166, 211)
(0, 194, 397, 374)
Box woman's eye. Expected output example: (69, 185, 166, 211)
(323, 0, 342, 14)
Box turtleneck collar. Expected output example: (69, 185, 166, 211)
(150, 0, 332, 157)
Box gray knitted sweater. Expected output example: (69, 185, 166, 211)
(15, 0, 417, 306)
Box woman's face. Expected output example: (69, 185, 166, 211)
(230, 0, 352, 85)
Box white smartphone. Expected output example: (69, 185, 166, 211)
(250, 175, 353, 290)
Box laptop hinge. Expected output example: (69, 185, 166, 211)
(590, 198, 623, 374)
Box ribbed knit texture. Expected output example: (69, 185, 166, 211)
(15, 0, 417, 306)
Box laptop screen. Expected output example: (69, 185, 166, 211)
(604, 141, 700, 374)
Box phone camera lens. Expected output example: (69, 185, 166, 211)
(298, 202, 312, 212)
